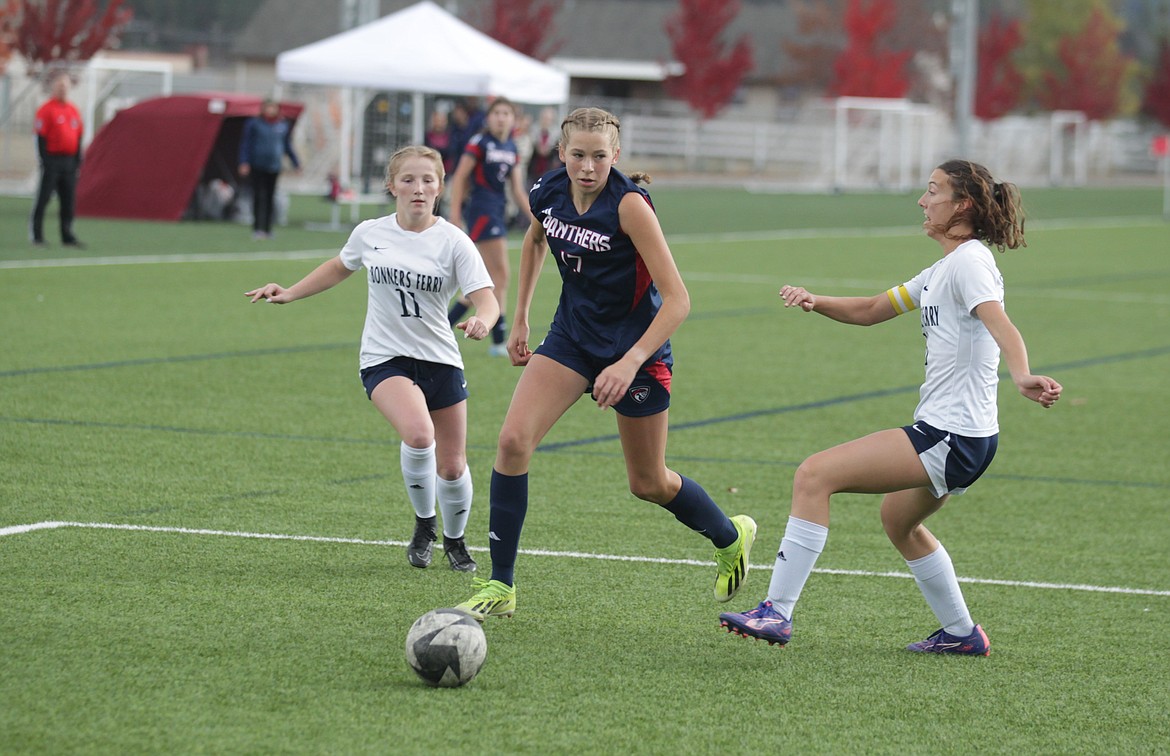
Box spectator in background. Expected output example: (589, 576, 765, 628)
(425, 109, 453, 173)
(239, 97, 300, 240)
(425, 108, 454, 216)
(527, 106, 561, 185)
(30, 70, 84, 248)
(509, 110, 534, 226)
(446, 98, 484, 170)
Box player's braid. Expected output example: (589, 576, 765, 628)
(560, 107, 651, 184)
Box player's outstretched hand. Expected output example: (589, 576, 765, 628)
(779, 285, 816, 312)
(245, 284, 292, 304)
(1017, 374, 1062, 409)
(457, 316, 488, 341)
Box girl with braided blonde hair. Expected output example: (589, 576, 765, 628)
(456, 107, 757, 621)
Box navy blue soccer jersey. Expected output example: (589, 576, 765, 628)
(529, 166, 671, 368)
(463, 131, 519, 211)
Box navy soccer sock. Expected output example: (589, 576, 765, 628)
(447, 300, 469, 325)
(488, 470, 528, 586)
(491, 314, 507, 345)
(661, 475, 738, 548)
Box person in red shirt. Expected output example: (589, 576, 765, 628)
(31, 71, 84, 247)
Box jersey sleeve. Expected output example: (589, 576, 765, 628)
(33, 105, 48, 137)
(886, 266, 931, 315)
(953, 247, 1002, 313)
(338, 220, 372, 271)
(451, 228, 494, 296)
(464, 133, 485, 160)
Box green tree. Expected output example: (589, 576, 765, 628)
(1017, 0, 1141, 116)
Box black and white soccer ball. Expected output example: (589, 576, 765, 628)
(405, 608, 487, 687)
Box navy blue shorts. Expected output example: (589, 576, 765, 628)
(360, 357, 468, 411)
(464, 200, 507, 241)
(902, 420, 998, 498)
(535, 329, 672, 418)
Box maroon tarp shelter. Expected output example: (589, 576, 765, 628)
(77, 93, 303, 222)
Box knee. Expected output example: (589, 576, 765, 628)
(792, 454, 833, 499)
(400, 427, 435, 450)
(496, 427, 534, 466)
(436, 458, 466, 481)
(434, 441, 466, 480)
(880, 505, 921, 545)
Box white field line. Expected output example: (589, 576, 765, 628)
(0, 249, 339, 270)
(1, 214, 1162, 271)
(4, 520, 1168, 598)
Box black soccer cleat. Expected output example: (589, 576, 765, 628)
(407, 515, 437, 568)
(443, 536, 477, 573)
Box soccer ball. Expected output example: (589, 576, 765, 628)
(405, 608, 487, 687)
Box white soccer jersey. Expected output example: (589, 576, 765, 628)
(885, 239, 1004, 436)
(339, 214, 493, 370)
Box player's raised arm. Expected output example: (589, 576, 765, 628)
(779, 285, 898, 326)
(245, 256, 353, 304)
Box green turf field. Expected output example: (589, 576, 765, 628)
(2, 187, 1168, 753)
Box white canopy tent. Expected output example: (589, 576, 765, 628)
(275, 0, 569, 187)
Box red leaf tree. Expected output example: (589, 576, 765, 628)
(829, 0, 912, 98)
(974, 12, 1024, 119)
(476, 0, 561, 61)
(663, 0, 754, 119)
(14, 0, 133, 75)
(781, 0, 840, 92)
(1037, 5, 1130, 120)
(0, 0, 20, 75)
(1141, 39, 1170, 128)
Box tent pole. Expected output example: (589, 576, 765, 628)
(412, 91, 424, 146)
(340, 86, 352, 189)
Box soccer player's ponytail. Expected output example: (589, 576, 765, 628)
(937, 159, 1026, 252)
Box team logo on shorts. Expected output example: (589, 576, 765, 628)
(629, 386, 650, 404)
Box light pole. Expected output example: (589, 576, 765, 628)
(951, 0, 978, 156)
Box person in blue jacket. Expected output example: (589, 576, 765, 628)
(239, 98, 300, 240)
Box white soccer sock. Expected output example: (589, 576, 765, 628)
(767, 516, 828, 619)
(400, 441, 436, 519)
(437, 465, 473, 540)
(906, 544, 975, 637)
